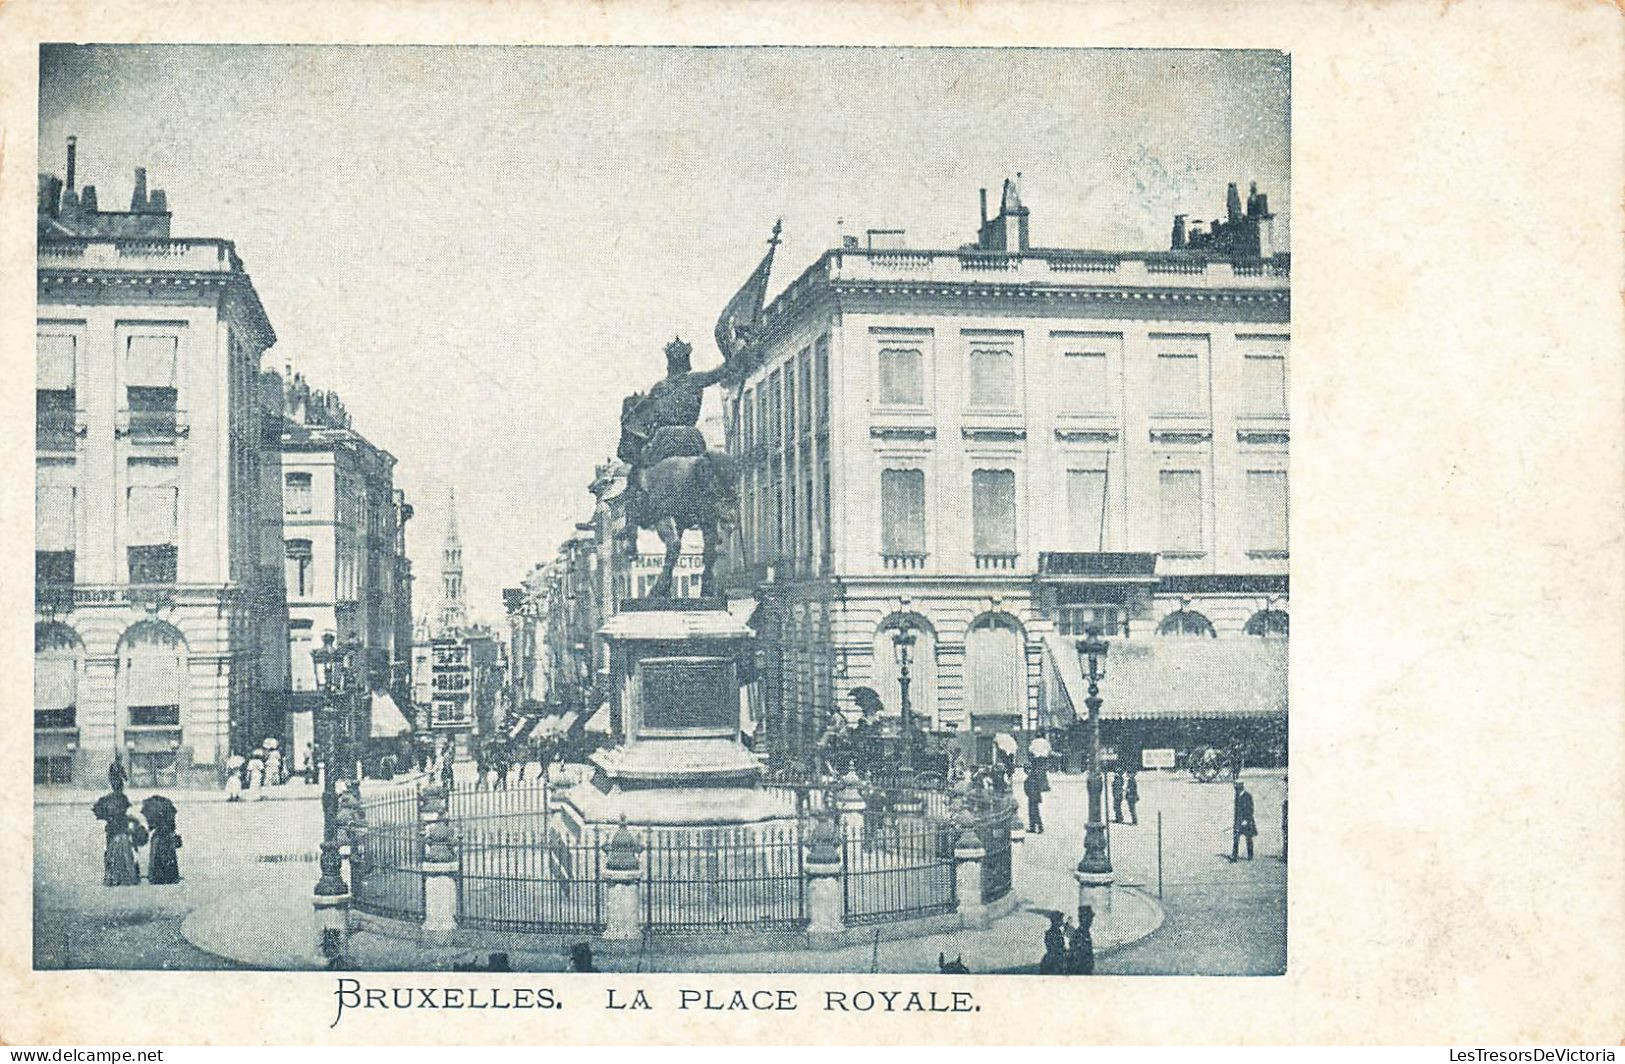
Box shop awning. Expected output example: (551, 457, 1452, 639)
(585, 702, 612, 734)
(369, 690, 413, 738)
(726, 596, 761, 631)
(1043, 633, 1287, 721)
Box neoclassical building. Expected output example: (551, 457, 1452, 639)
(723, 178, 1289, 766)
(35, 139, 288, 786)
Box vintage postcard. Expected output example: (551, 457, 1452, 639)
(0, 0, 1620, 1049)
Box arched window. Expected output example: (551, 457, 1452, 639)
(35, 622, 83, 731)
(871, 612, 938, 729)
(1244, 609, 1290, 637)
(964, 612, 1027, 722)
(119, 620, 186, 728)
(1158, 609, 1217, 638)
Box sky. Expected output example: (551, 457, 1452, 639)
(39, 45, 1290, 625)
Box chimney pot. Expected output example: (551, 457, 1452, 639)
(80, 185, 97, 212)
(149, 189, 167, 212)
(65, 136, 77, 192)
(979, 188, 988, 225)
(131, 168, 149, 211)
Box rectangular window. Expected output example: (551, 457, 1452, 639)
(968, 347, 1016, 409)
(125, 335, 177, 386)
(36, 550, 75, 588)
(819, 447, 832, 571)
(1242, 355, 1288, 415)
(1066, 469, 1109, 551)
(38, 333, 77, 390)
(1155, 352, 1203, 414)
(1158, 470, 1204, 554)
(797, 349, 813, 436)
(1246, 471, 1290, 553)
(128, 545, 178, 584)
(38, 334, 77, 447)
(742, 390, 755, 450)
(971, 469, 1018, 556)
(285, 539, 313, 597)
(767, 370, 782, 450)
(878, 347, 925, 406)
(1065, 351, 1110, 411)
(284, 471, 313, 515)
(36, 482, 75, 553)
(783, 365, 798, 446)
(128, 704, 181, 727)
(880, 469, 926, 556)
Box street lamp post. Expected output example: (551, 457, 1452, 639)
(311, 633, 348, 963)
(892, 620, 918, 775)
(1074, 626, 1113, 906)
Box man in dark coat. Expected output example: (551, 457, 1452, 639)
(1039, 912, 1068, 974)
(1110, 770, 1125, 823)
(108, 754, 128, 793)
(1231, 781, 1257, 861)
(1022, 759, 1047, 833)
(1068, 905, 1095, 975)
(1124, 770, 1140, 825)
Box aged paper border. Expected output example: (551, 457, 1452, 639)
(1, 0, 1621, 1046)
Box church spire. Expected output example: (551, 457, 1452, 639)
(437, 487, 468, 635)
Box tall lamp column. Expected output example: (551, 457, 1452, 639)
(310, 633, 349, 963)
(892, 619, 917, 775)
(1074, 626, 1114, 912)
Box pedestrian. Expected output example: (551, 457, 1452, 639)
(141, 795, 182, 885)
(1038, 912, 1068, 974)
(1230, 781, 1257, 861)
(264, 741, 283, 787)
(1111, 769, 1125, 823)
(496, 748, 511, 791)
(107, 754, 128, 793)
(246, 748, 266, 801)
(93, 789, 140, 886)
(224, 754, 246, 802)
(304, 743, 318, 785)
(1067, 905, 1096, 975)
(568, 943, 597, 972)
(1022, 758, 1047, 834)
(475, 751, 490, 791)
(440, 751, 456, 789)
(1125, 770, 1140, 825)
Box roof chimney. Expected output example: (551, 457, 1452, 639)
(1226, 182, 1242, 224)
(148, 188, 167, 212)
(65, 136, 77, 192)
(130, 168, 148, 211)
(1171, 214, 1187, 249)
(979, 188, 988, 225)
(80, 186, 97, 212)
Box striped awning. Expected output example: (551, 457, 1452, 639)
(585, 702, 612, 734)
(1044, 633, 1287, 721)
(369, 690, 413, 738)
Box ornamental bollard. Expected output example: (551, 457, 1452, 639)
(953, 809, 989, 929)
(420, 818, 460, 946)
(602, 818, 645, 942)
(418, 778, 449, 824)
(835, 770, 867, 843)
(803, 815, 845, 941)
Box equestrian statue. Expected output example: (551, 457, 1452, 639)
(617, 336, 740, 599)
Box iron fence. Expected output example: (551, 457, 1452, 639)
(459, 830, 605, 933)
(447, 779, 551, 823)
(355, 824, 426, 921)
(977, 807, 1014, 903)
(644, 825, 807, 935)
(842, 822, 957, 925)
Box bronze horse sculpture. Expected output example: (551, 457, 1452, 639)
(617, 393, 738, 599)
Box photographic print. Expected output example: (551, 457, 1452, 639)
(33, 44, 1290, 977)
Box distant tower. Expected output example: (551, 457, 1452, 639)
(437, 489, 469, 635)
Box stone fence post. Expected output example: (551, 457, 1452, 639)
(953, 810, 988, 929)
(803, 816, 845, 943)
(835, 771, 867, 843)
(420, 818, 460, 945)
(602, 818, 645, 942)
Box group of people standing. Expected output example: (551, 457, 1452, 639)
(223, 739, 287, 801)
(93, 756, 181, 887)
(1039, 905, 1096, 974)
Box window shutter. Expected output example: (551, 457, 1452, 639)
(35, 654, 78, 711)
(37, 335, 76, 391)
(1066, 469, 1108, 551)
(35, 485, 76, 552)
(127, 487, 178, 545)
(879, 348, 924, 406)
(969, 348, 1015, 408)
(1246, 471, 1289, 551)
(125, 335, 178, 388)
(965, 621, 1023, 719)
(1243, 356, 1287, 414)
(1066, 352, 1108, 410)
(1155, 353, 1202, 413)
(1159, 470, 1203, 553)
(971, 469, 1016, 554)
(125, 644, 183, 706)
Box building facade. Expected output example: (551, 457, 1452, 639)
(275, 369, 414, 766)
(34, 139, 288, 786)
(723, 178, 1290, 765)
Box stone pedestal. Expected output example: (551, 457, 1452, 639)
(805, 858, 844, 939)
(602, 820, 646, 942)
(420, 860, 459, 945)
(311, 889, 350, 962)
(1074, 868, 1115, 919)
(954, 835, 988, 929)
(836, 774, 867, 842)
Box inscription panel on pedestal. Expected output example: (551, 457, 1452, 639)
(638, 656, 736, 734)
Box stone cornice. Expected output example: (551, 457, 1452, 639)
(869, 426, 937, 441)
(38, 267, 277, 349)
(961, 427, 1027, 442)
(1056, 428, 1120, 444)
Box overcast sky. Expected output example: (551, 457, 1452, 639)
(40, 45, 1290, 624)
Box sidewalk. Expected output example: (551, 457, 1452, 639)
(34, 770, 431, 807)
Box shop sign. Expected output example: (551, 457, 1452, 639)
(1142, 747, 1176, 769)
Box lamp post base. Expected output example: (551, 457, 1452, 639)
(1074, 868, 1114, 919)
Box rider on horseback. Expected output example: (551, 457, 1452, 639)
(619, 336, 736, 533)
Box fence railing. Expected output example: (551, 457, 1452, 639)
(459, 830, 604, 934)
(645, 825, 807, 934)
(355, 824, 426, 921)
(843, 822, 957, 924)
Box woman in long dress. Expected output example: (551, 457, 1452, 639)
(93, 791, 139, 886)
(246, 749, 266, 801)
(224, 754, 245, 801)
(141, 795, 181, 884)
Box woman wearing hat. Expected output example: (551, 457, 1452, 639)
(223, 753, 245, 801)
(93, 789, 140, 886)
